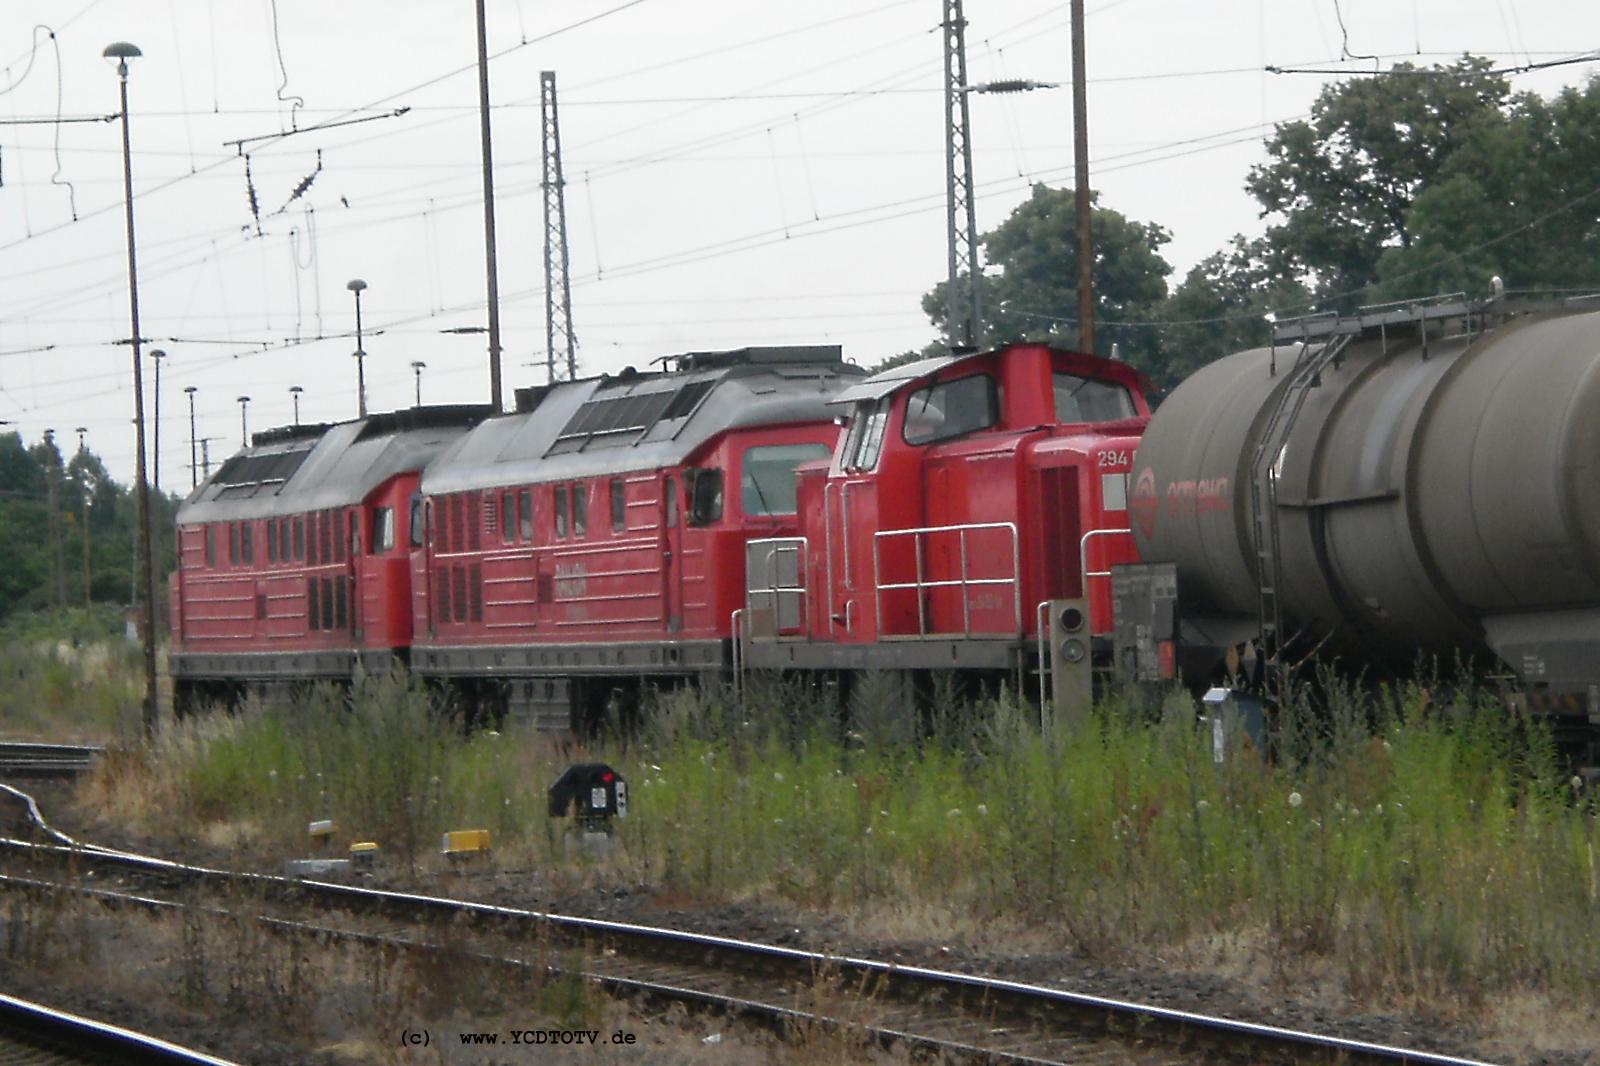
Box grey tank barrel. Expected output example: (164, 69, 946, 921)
(1130, 305, 1600, 688)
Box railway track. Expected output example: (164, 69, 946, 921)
(0, 991, 238, 1065)
(0, 783, 1494, 1066)
(0, 743, 100, 779)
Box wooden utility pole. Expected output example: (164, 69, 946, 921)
(43, 430, 64, 608)
(1070, 0, 1094, 352)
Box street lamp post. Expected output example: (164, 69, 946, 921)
(149, 348, 165, 496)
(104, 39, 159, 734)
(347, 279, 368, 418)
(183, 386, 198, 488)
(237, 395, 251, 445)
(76, 427, 91, 609)
(410, 361, 426, 406)
(289, 384, 303, 426)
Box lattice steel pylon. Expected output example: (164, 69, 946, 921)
(541, 70, 578, 382)
(942, 0, 981, 350)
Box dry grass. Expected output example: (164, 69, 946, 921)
(59, 668, 1600, 1060)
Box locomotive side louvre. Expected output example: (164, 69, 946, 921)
(169, 406, 491, 711)
(408, 345, 865, 729)
(744, 342, 1155, 716)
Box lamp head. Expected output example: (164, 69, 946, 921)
(237, 395, 251, 404)
(346, 278, 368, 293)
(149, 347, 166, 361)
(411, 360, 426, 370)
(183, 385, 197, 395)
(289, 385, 303, 395)
(102, 41, 142, 76)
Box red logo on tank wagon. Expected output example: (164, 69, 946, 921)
(1130, 467, 1159, 539)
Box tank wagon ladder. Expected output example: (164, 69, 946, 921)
(1250, 325, 1352, 701)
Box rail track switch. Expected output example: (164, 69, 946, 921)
(549, 763, 628, 833)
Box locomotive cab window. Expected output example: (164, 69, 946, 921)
(741, 444, 831, 515)
(903, 374, 998, 445)
(371, 506, 395, 553)
(844, 397, 891, 471)
(1053, 372, 1136, 423)
(687, 468, 724, 526)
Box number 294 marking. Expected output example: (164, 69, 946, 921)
(1097, 450, 1130, 468)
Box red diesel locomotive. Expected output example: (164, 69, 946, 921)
(169, 340, 1154, 726)
(169, 406, 489, 712)
(405, 345, 865, 727)
(741, 342, 1157, 719)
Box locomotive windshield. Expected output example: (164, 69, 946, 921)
(741, 443, 832, 515)
(1053, 372, 1135, 423)
(903, 374, 999, 445)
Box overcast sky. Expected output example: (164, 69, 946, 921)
(1, 0, 1596, 485)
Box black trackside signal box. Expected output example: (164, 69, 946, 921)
(548, 763, 629, 824)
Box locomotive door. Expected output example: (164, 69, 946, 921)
(348, 511, 362, 639)
(825, 476, 876, 638)
(662, 473, 683, 632)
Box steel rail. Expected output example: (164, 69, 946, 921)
(0, 743, 102, 779)
(0, 871, 1119, 1066)
(0, 991, 239, 1066)
(0, 783, 1496, 1066)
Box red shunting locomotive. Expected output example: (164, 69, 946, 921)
(742, 342, 1155, 717)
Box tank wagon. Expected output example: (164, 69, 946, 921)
(741, 342, 1158, 720)
(1130, 293, 1600, 744)
(169, 405, 489, 711)
(409, 344, 865, 728)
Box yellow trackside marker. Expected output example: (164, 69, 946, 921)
(308, 819, 335, 838)
(441, 829, 491, 857)
(349, 841, 379, 868)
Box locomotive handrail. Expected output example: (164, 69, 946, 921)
(1079, 527, 1131, 613)
(822, 482, 837, 634)
(871, 522, 1021, 638)
(744, 537, 808, 641)
(1036, 600, 1051, 726)
(730, 607, 746, 699)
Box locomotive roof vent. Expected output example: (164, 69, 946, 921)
(676, 344, 842, 371)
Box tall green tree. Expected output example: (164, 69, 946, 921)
(1374, 74, 1600, 297)
(917, 184, 1173, 369)
(1153, 236, 1311, 386)
(1246, 56, 1512, 304)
